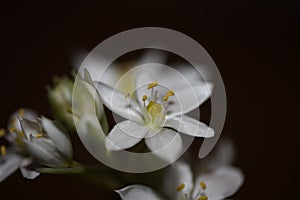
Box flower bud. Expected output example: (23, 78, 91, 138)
(48, 76, 75, 131)
(19, 116, 73, 168)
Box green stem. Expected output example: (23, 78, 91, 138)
(36, 161, 123, 190)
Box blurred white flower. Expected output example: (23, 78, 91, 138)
(116, 138, 244, 200)
(117, 162, 243, 200)
(47, 76, 75, 131)
(1, 108, 40, 182)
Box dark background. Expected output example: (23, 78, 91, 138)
(0, 1, 299, 199)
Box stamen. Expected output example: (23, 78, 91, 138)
(200, 181, 207, 190)
(176, 183, 185, 192)
(0, 128, 5, 138)
(166, 90, 175, 96)
(146, 101, 154, 111)
(162, 90, 175, 101)
(142, 95, 148, 101)
(162, 95, 169, 101)
(34, 133, 43, 138)
(0, 145, 6, 156)
(19, 131, 25, 138)
(198, 195, 208, 200)
(147, 81, 158, 89)
(18, 108, 25, 117)
(154, 90, 158, 102)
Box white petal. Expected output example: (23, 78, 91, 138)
(173, 63, 211, 84)
(77, 55, 120, 87)
(193, 166, 244, 200)
(76, 115, 106, 159)
(41, 116, 73, 160)
(116, 185, 162, 200)
(25, 140, 66, 168)
(83, 68, 96, 87)
(163, 162, 193, 200)
(8, 108, 38, 133)
(20, 158, 40, 179)
(164, 115, 214, 138)
(0, 153, 23, 182)
(73, 72, 105, 121)
(96, 82, 143, 123)
(19, 118, 40, 140)
(145, 128, 183, 162)
(134, 64, 185, 102)
(136, 50, 168, 66)
(167, 82, 213, 116)
(105, 120, 148, 151)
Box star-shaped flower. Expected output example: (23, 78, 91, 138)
(91, 64, 214, 161)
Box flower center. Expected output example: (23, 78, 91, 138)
(175, 181, 209, 200)
(141, 81, 174, 129)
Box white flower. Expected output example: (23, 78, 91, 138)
(1, 108, 40, 182)
(19, 116, 73, 168)
(116, 162, 244, 200)
(89, 63, 214, 161)
(116, 138, 244, 200)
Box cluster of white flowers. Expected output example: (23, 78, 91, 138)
(0, 108, 72, 181)
(1, 52, 244, 200)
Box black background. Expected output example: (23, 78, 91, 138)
(0, 1, 299, 199)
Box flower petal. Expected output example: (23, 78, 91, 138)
(0, 153, 23, 182)
(164, 115, 214, 138)
(193, 166, 244, 200)
(76, 115, 106, 159)
(136, 50, 168, 66)
(24, 140, 66, 168)
(105, 120, 148, 151)
(41, 116, 73, 160)
(18, 118, 40, 140)
(77, 55, 120, 87)
(145, 128, 183, 162)
(96, 82, 143, 123)
(116, 185, 162, 200)
(163, 162, 193, 200)
(166, 82, 213, 116)
(8, 108, 38, 133)
(20, 158, 40, 179)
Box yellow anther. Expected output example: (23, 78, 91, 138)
(18, 108, 25, 117)
(166, 90, 175, 96)
(142, 95, 148, 101)
(162, 90, 175, 101)
(147, 81, 158, 89)
(200, 181, 207, 190)
(198, 195, 208, 200)
(0, 129, 5, 138)
(146, 101, 154, 111)
(162, 96, 169, 101)
(19, 131, 25, 138)
(176, 183, 185, 192)
(34, 133, 43, 138)
(1, 145, 6, 156)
